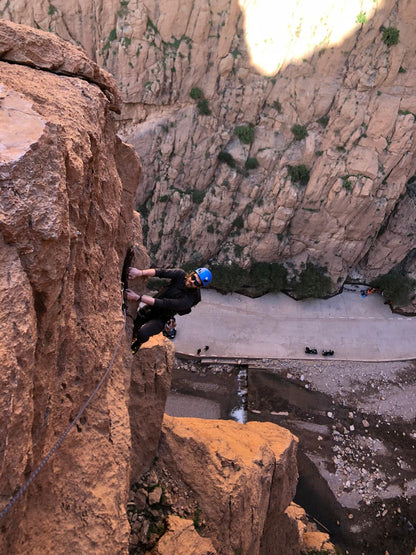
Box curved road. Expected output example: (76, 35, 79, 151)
(173, 286, 416, 361)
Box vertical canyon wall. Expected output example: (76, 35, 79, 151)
(0, 20, 142, 554)
(2, 0, 414, 309)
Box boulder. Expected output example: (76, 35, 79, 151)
(155, 415, 299, 555)
(151, 515, 217, 555)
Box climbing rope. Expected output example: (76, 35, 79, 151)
(0, 309, 127, 521)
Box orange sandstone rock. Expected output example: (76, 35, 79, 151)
(156, 415, 299, 555)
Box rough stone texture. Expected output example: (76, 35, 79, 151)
(151, 515, 217, 555)
(129, 335, 174, 483)
(4, 0, 414, 309)
(0, 19, 121, 112)
(285, 503, 337, 555)
(155, 415, 299, 555)
(0, 20, 160, 555)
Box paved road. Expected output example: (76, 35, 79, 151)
(173, 287, 416, 361)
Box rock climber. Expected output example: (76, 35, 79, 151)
(125, 266, 212, 354)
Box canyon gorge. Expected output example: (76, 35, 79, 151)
(1, 0, 415, 310)
(1, 0, 416, 552)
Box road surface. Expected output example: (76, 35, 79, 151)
(173, 286, 416, 361)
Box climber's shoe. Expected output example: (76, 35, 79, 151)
(131, 339, 142, 355)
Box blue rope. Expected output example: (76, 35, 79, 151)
(0, 311, 127, 521)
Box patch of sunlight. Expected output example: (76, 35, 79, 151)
(238, 0, 380, 75)
(0, 86, 46, 164)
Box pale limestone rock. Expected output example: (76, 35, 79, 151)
(148, 486, 163, 506)
(302, 531, 337, 554)
(0, 236, 36, 512)
(346, 145, 379, 180)
(129, 336, 174, 482)
(0, 87, 45, 164)
(366, 94, 401, 139)
(218, 54, 233, 76)
(0, 19, 121, 111)
(282, 503, 337, 555)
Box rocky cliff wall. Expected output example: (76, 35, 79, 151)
(0, 20, 161, 554)
(2, 0, 415, 310)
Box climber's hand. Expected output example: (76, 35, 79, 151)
(125, 289, 141, 302)
(128, 267, 142, 280)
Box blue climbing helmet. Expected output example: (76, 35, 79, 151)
(195, 267, 212, 287)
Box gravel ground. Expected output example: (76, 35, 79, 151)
(169, 356, 416, 554)
(247, 358, 416, 555)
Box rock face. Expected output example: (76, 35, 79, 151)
(3, 0, 415, 309)
(0, 19, 172, 555)
(153, 415, 299, 555)
(152, 515, 218, 555)
(129, 334, 175, 482)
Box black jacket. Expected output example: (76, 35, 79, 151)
(150, 269, 201, 320)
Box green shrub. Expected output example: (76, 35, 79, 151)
(197, 98, 211, 115)
(118, 1, 129, 16)
(406, 174, 416, 197)
(102, 28, 117, 51)
(192, 189, 205, 204)
(190, 87, 203, 99)
(245, 157, 259, 170)
(234, 244, 244, 257)
(269, 263, 288, 292)
(342, 177, 352, 191)
(291, 124, 308, 140)
(317, 116, 329, 127)
(287, 164, 310, 187)
(234, 124, 255, 144)
(147, 520, 166, 540)
(273, 100, 282, 113)
(370, 271, 415, 306)
(210, 262, 247, 293)
(193, 506, 202, 532)
(218, 151, 236, 168)
(382, 27, 400, 47)
(249, 262, 288, 295)
(291, 262, 332, 299)
(233, 215, 244, 229)
(356, 11, 367, 24)
(210, 261, 288, 296)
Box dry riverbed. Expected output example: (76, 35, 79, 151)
(168, 356, 416, 555)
